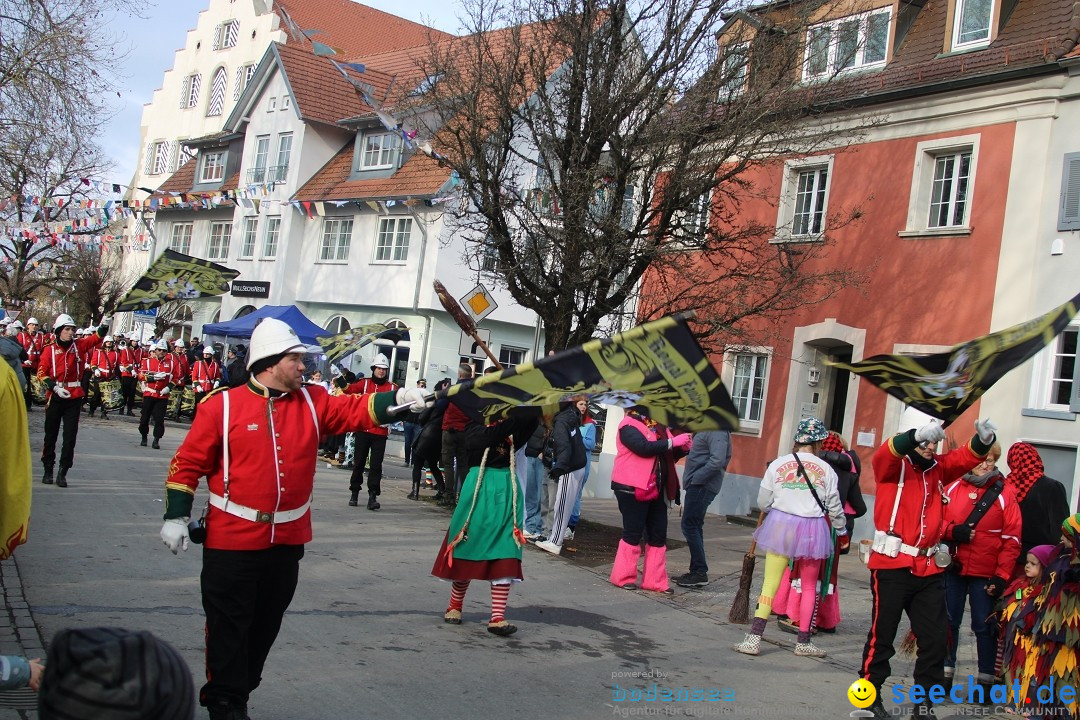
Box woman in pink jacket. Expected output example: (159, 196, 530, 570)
(608, 407, 692, 594)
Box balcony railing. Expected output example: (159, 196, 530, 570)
(247, 165, 289, 184)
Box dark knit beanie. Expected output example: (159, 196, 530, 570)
(38, 627, 195, 720)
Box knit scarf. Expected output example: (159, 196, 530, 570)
(962, 467, 1002, 488)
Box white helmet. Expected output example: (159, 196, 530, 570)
(5, 323, 20, 337)
(27, 317, 39, 326)
(371, 353, 390, 370)
(103, 335, 114, 343)
(54, 313, 76, 331)
(154, 339, 170, 351)
(203, 346, 214, 356)
(173, 339, 186, 349)
(247, 317, 307, 370)
(0, 317, 9, 326)
(9, 320, 24, 330)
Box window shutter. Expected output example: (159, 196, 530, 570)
(225, 21, 239, 48)
(1071, 370, 1080, 414)
(144, 142, 154, 174)
(179, 76, 190, 109)
(207, 67, 228, 117)
(1060, 152, 1080, 231)
(233, 66, 245, 100)
(189, 74, 202, 107)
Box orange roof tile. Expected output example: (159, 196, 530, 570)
(151, 163, 240, 200)
(275, 43, 395, 126)
(274, 0, 453, 58)
(293, 141, 451, 201)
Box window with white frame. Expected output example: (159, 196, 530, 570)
(499, 346, 527, 370)
(360, 132, 401, 170)
(262, 216, 280, 258)
(273, 134, 292, 182)
(251, 135, 269, 183)
(1049, 327, 1078, 408)
(200, 151, 226, 183)
(145, 140, 172, 176)
(481, 234, 500, 272)
(1059, 152, 1080, 231)
(180, 73, 201, 109)
(375, 217, 411, 262)
(682, 191, 712, 240)
(804, 8, 890, 81)
(207, 221, 232, 260)
(233, 63, 256, 100)
(281, 95, 292, 111)
(729, 351, 769, 426)
(952, 0, 993, 50)
(718, 43, 749, 98)
(320, 218, 353, 261)
(206, 67, 229, 117)
(775, 157, 833, 240)
(169, 223, 193, 254)
(267, 97, 277, 112)
(239, 217, 257, 258)
(213, 20, 239, 50)
(902, 135, 979, 236)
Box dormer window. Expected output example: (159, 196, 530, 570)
(200, 151, 226, 183)
(804, 8, 890, 81)
(951, 0, 993, 50)
(360, 131, 401, 170)
(717, 43, 749, 99)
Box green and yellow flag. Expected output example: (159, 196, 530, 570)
(318, 323, 395, 363)
(445, 314, 740, 432)
(1, 363, 31, 559)
(116, 250, 240, 312)
(829, 290, 1080, 425)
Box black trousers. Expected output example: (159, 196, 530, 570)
(411, 447, 445, 492)
(41, 394, 83, 470)
(200, 545, 304, 708)
(139, 396, 169, 440)
(121, 376, 137, 411)
(192, 391, 207, 421)
(349, 432, 387, 496)
(615, 491, 668, 547)
(440, 430, 469, 496)
(861, 568, 947, 693)
(87, 377, 107, 414)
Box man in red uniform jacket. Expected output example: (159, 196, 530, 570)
(87, 335, 118, 419)
(17, 317, 44, 410)
(336, 353, 397, 510)
(860, 416, 996, 719)
(138, 340, 176, 449)
(169, 339, 191, 422)
(189, 346, 222, 421)
(37, 313, 107, 487)
(159, 318, 429, 720)
(115, 334, 138, 416)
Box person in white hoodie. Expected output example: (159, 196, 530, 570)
(734, 417, 847, 659)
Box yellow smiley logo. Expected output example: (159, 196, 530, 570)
(848, 679, 876, 709)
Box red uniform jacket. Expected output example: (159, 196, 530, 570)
(869, 432, 989, 577)
(343, 377, 397, 436)
(943, 477, 1022, 580)
(164, 381, 398, 549)
(171, 353, 190, 387)
(190, 359, 221, 394)
(17, 331, 45, 370)
(37, 334, 103, 400)
(139, 355, 176, 399)
(116, 347, 137, 378)
(90, 348, 117, 378)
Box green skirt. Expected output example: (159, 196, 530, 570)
(431, 465, 524, 580)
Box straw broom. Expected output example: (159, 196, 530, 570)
(728, 511, 766, 624)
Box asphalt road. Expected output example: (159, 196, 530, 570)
(3, 407, 991, 719)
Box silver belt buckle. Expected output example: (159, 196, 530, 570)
(256, 511, 273, 524)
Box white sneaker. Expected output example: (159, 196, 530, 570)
(535, 540, 562, 555)
(733, 634, 761, 656)
(565, 529, 575, 541)
(794, 641, 826, 658)
(523, 531, 543, 541)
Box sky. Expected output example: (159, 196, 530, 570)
(102, 0, 462, 185)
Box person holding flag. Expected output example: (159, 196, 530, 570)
(38, 313, 108, 487)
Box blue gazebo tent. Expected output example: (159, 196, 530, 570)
(202, 305, 328, 345)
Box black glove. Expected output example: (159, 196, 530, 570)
(333, 376, 348, 390)
(985, 576, 1006, 599)
(952, 524, 974, 544)
(548, 467, 561, 481)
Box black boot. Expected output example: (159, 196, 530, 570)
(101, 410, 108, 419)
(126, 408, 134, 416)
(865, 697, 889, 719)
(88, 408, 95, 418)
(407, 481, 420, 500)
(140, 435, 148, 447)
(56, 468, 68, 488)
(349, 490, 359, 507)
(42, 466, 54, 484)
(152, 438, 161, 450)
(367, 493, 380, 511)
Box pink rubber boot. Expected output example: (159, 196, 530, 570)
(641, 544, 672, 593)
(609, 540, 642, 589)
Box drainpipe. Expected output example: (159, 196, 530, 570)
(407, 204, 434, 376)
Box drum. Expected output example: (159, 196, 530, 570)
(181, 387, 196, 416)
(99, 379, 123, 410)
(167, 387, 182, 416)
(29, 375, 47, 404)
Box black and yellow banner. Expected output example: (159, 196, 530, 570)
(116, 250, 240, 312)
(830, 290, 1080, 425)
(318, 323, 395, 362)
(446, 314, 740, 432)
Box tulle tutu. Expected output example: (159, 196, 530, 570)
(753, 510, 833, 559)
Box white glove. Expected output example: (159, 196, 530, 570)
(154, 372, 170, 380)
(98, 316, 112, 332)
(52, 386, 71, 399)
(160, 518, 190, 554)
(914, 421, 945, 445)
(160, 386, 171, 397)
(974, 418, 997, 445)
(395, 387, 433, 412)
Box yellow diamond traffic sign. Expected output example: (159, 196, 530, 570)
(459, 283, 498, 323)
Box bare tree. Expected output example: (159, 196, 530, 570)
(0, 0, 138, 307)
(60, 235, 137, 323)
(154, 301, 194, 340)
(414, 0, 871, 352)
